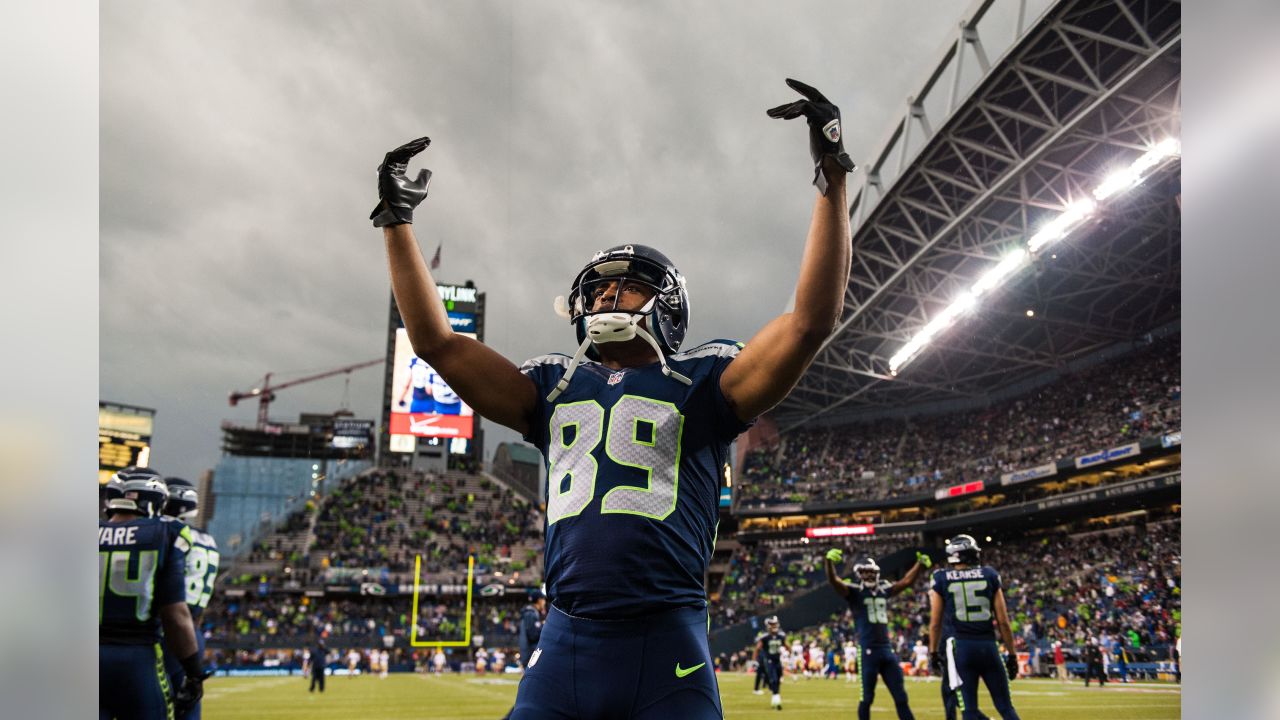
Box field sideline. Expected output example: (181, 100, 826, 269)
(203, 671, 1181, 719)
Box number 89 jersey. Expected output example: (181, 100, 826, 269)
(520, 340, 754, 619)
(931, 566, 1002, 640)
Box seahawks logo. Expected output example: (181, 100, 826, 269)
(823, 119, 841, 143)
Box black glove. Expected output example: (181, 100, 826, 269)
(767, 79, 856, 195)
(370, 136, 433, 227)
(173, 653, 212, 717)
(1004, 652, 1018, 681)
(930, 651, 944, 676)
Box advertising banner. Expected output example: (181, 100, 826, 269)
(1161, 431, 1182, 448)
(935, 480, 985, 500)
(805, 524, 875, 538)
(1074, 442, 1141, 469)
(1000, 462, 1058, 486)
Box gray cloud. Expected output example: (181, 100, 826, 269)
(102, 0, 973, 479)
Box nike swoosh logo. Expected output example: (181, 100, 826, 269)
(675, 662, 705, 678)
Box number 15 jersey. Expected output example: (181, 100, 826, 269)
(521, 340, 754, 619)
(931, 566, 1002, 641)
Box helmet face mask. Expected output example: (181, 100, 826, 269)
(566, 245, 689, 358)
(163, 477, 199, 523)
(945, 534, 982, 565)
(852, 557, 880, 588)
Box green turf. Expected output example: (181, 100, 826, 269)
(203, 671, 1181, 719)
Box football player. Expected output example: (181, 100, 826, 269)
(100, 468, 207, 719)
(928, 535, 1020, 720)
(754, 616, 786, 710)
(824, 548, 930, 720)
(374, 77, 854, 720)
(161, 477, 220, 720)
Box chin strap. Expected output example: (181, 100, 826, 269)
(546, 312, 692, 403)
(546, 335, 595, 403)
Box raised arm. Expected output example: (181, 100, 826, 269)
(823, 548, 850, 598)
(888, 552, 932, 596)
(721, 80, 853, 422)
(373, 138, 537, 435)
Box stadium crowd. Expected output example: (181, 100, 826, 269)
(738, 339, 1180, 506)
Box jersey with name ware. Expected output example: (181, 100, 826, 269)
(520, 340, 752, 618)
(99, 517, 191, 644)
(932, 567, 1002, 641)
(847, 579, 895, 647)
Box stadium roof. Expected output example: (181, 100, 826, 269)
(776, 0, 1181, 430)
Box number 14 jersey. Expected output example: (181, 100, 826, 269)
(520, 340, 754, 619)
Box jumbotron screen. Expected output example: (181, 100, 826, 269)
(99, 402, 154, 484)
(388, 327, 475, 439)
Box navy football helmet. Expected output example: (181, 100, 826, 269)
(945, 534, 982, 565)
(852, 556, 881, 588)
(163, 476, 199, 522)
(765, 615, 780, 632)
(106, 466, 168, 518)
(547, 244, 692, 400)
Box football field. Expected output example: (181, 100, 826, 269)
(203, 671, 1181, 719)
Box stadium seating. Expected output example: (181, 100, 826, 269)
(738, 339, 1180, 506)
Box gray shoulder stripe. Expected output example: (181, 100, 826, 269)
(519, 354, 573, 373)
(671, 342, 742, 361)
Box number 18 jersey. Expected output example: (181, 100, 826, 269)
(520, 340, 753, 619)
(846, 580, 894, 648)
(931, 566, 1002, 640)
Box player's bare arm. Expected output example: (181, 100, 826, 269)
(159, 600, 199, 661)
(721, 80, 854, 422)
(889, 551, 932, 596)
(928, 590, 945, 654)
(993, 587, 1017, 651)
(823, 547, 850, 598)
(375, 137, 537, 435)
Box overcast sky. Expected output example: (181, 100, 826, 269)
(101, 1, 993, 481)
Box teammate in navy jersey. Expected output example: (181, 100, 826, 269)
(374, 78, 855, 719)
(754, 616, 786, 710)
(824, 548, 930, 720)
(160, 477, 220, 720)
(928, 535, 1020, 720)
(100, 468, 207, 720)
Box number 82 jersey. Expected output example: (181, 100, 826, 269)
(520, 340, 754, 619)
(931, 566, 1002, 640)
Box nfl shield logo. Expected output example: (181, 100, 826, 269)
(823, 119, 841, 142)
(608, 371, 625, 386)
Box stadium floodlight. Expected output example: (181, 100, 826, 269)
(1027, 199, 1095, 253)
(972, 249, 1029, 296)
(1093, 138, 1181, 201)
(887, 137, 1179, 377)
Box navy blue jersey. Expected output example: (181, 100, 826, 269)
(521, 340, 753, 618)
(759, 630, 786, 660)
(847, 579, 895, 647)
(99, 517, 191, 644)
(162, 518, 220, 619)
(931, 566, 1002, 641)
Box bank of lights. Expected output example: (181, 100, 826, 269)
(888, 138, 1180, 376)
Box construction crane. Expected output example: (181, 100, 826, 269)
(229, 358, 384, 428)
